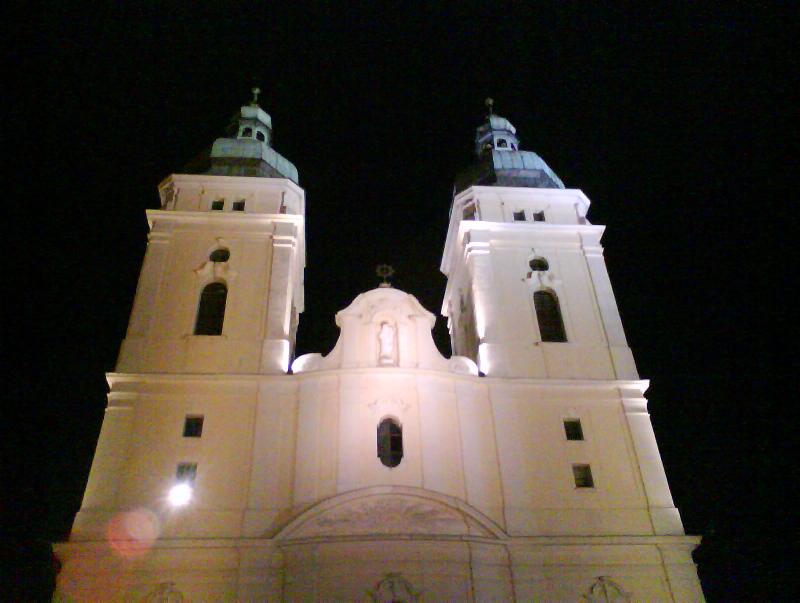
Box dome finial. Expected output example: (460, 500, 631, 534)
(250, 86, 261, 107)
(376, 264, 395, 288)
(485, 97, 494, 116)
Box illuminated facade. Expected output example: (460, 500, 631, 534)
(55, 98, 704, 601)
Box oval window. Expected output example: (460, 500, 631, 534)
(209, 248, 230, 263)
(377, 418, 403, 467)
(529, 257, 549, 271)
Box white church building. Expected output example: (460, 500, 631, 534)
(55, 94, 705, 602)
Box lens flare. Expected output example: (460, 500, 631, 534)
(168, 483, 192, 506)
(106, 508, 160, 558)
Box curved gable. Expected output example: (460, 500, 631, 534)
(275, 486, 507, 541)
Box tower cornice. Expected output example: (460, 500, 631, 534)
(145, 208, 304, 230)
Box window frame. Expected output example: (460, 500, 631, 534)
(209, 248, 230, 263)
(176, 462, 198, 484)
(194, 281, 228, 336)
(377, 417, 403, 468)
(529, 257, 549, 272)
(572, 464, 594, 488)
(563, 418, 584, 441)
(183, 415, 204, 438)
(534, 289, 567, 342)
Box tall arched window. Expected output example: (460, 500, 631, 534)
(194, 282, 227, 335)
(377, 418, 403, 467)
(534, 290, 566, 342)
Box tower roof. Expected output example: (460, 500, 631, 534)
(204, 88, 299, 183)
(455, 101, 564, 193)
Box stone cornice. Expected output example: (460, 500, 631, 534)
(106, 370, 648, 393)
(145, 209, 303, 230)
(55, 533, 700, 550)
(158, 173, 305, 196)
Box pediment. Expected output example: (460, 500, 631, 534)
(277, 488, 503, 541)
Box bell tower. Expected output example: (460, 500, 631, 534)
(442, 100, 637, 380)
(118, 88, 305, 375)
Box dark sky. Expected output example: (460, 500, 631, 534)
(8, 4, 798, 600)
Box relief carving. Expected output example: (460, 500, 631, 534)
(290, 495, 490, 538)
(368, 573, 420, 603)
(368, 397, 409, 414)
(580, 576, 631, 603)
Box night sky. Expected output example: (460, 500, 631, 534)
(7, 4, 797, 601)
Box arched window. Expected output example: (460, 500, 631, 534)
(534, 290, 566, 342)
(377, 418, 403, 467)
(194, 282, 227, 335)
(241, 127, 253, 137)
(256, 130, 265, 141)
(209, 248, 230, 263)
(529, 256, 549, 271)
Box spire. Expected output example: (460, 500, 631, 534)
(205, 88, 299, 182)
(453, 100, 564, 193)
(475, 99, 520, 156)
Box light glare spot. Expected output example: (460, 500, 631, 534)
(168, 483, 192, 506)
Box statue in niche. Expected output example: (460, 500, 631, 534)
(378, 322, 396, 365)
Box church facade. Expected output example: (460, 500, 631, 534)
(55, 96, 705, 602)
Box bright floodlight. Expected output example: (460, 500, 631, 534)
(168, 483, 192, 506)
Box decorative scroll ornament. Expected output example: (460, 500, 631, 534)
(368, 572, 420, 603)
(368, 397, 409, 414)
(143, 582, 184, 603)
(580, 576, 631, 603)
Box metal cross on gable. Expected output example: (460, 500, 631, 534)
(250, 86, 261, 106)
(376, 264, 395, 287)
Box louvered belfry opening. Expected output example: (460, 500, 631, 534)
(194, 282, 228, 335)
(534, 289, 566, 342)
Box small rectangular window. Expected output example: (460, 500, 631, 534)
(513, 210, 525, 221)
(572, 464, 594, 488)
(463, 203, 476, 220)
(232, 200, 246, 211)
(176, 462, 197, 484)
(564, 418, 583, 441)
(183, 415, 204, 438)
(533, 210, 545, 222)
(211, 200, 224, 210)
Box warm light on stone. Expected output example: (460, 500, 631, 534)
(54, 101, 705, 602)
